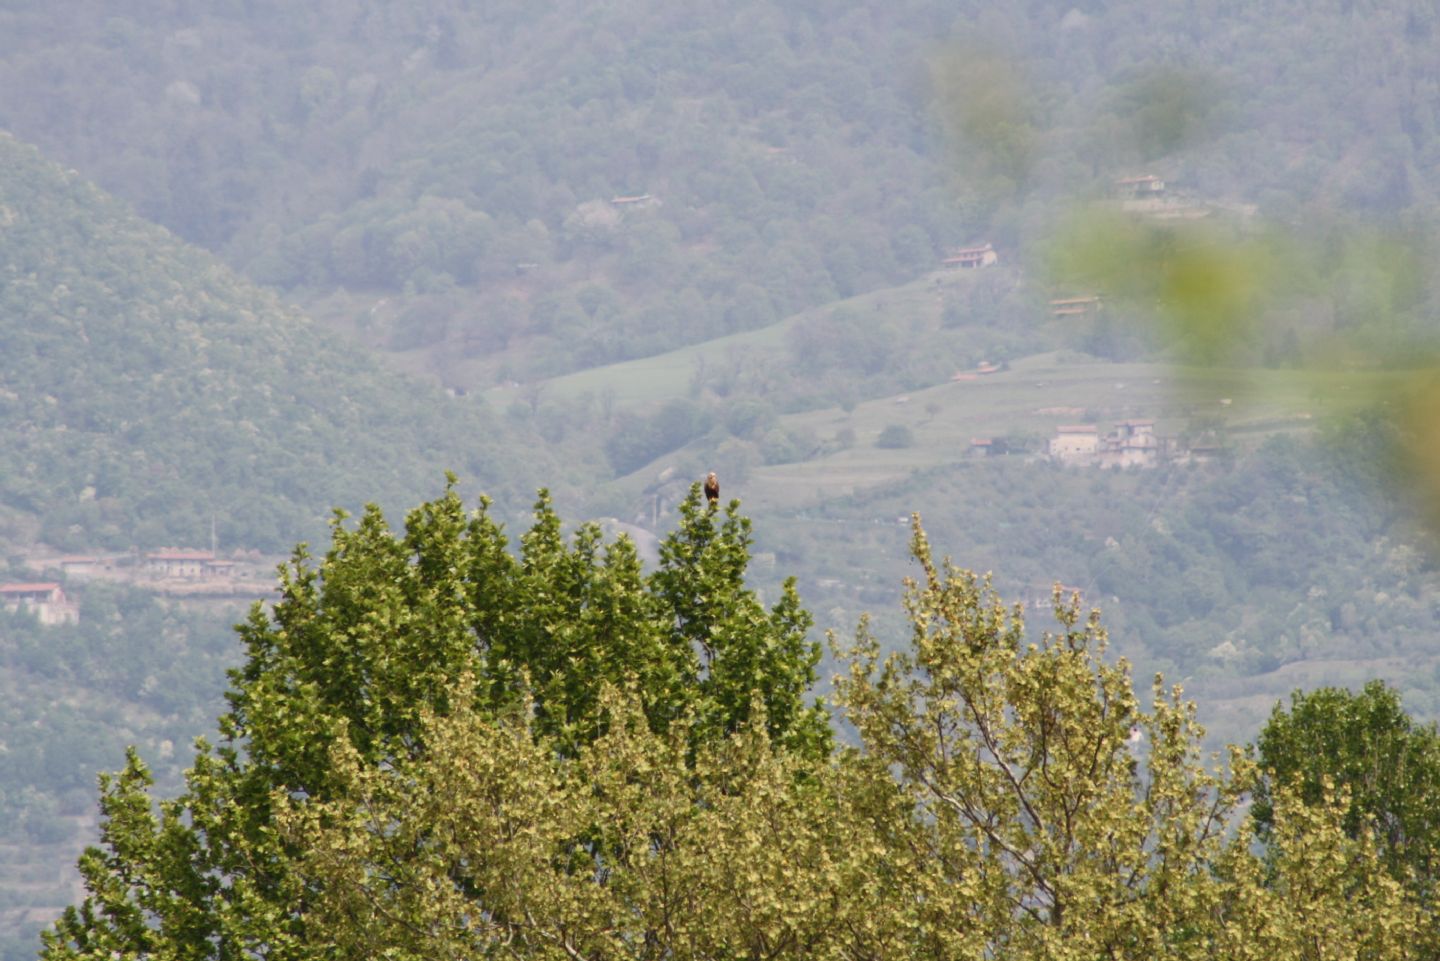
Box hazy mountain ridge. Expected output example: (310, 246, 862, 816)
(0, 1, 963, 382)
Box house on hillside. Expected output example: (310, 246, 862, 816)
(942, 243, 998, 269)
(145, 549, 214, 579)
(1049, 424, 1099, 463)
(0, 582, 79, 625)
(1049, 295, 1102, 318)
(969, 437, 1007, 457)
(1115, 175, 1166, 197)
(1098, 419, 1161, 468)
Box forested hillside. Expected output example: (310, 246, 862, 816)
(0, 0, 963, 382)
(0, 133, 564, 552)
(745, 427, 1440, 747)
(4, 1, 1439, 387)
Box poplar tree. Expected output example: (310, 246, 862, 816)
(41, 481, 827, 961)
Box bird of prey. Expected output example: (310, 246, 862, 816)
(704, 471, 720, 506)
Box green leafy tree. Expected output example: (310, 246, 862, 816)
(875, 424, 915, 449)
(836, 519, 1430, 958)
(275, 686, 910, 961)
(1254, 680, 1440, 896)
(1216, 779, 1426, 961)
(41, 507, 1433, 960)
(40, 481, 827, 961)
(835, 520, 1251, 957)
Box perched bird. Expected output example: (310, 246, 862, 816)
(704, 471, 720, 506)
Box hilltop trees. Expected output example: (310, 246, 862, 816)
(0, 133, 555, 552)
(41, 489, 1433, 960)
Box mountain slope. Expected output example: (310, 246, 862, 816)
(0, 132, 558, 551)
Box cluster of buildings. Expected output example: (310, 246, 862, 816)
(47, 549, 241, 582)
(0, 582, 78, 625)
(4, 548, 272, 627)
(1048, 420, 1165, 468)
(967, 420, 1173, 468)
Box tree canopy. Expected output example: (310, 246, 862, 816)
(1255, 679, 1440, 899)
(38, 491, 1435, 960)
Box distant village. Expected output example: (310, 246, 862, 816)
(965, 417, 1223, 469)
(1, 548, 281, 627)
(937, 171, 1246, 471)
(1048, 419, 1164, 468)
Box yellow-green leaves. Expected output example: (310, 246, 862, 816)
(837, 518, 1430, 960)
(1219, 781, 1429, 961)
(277, 684, 892, 961)
(46, 505, 1437, 960)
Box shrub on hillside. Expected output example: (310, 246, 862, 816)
(876, 424, 914, 449)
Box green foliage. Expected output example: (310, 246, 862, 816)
(0, 584, 237, 809)
(829, 523, 1429, 958)
(837, 528, 1247, 955)
(1048, 211, 1275, 365)
(277, 686, 912, 961)
(0, 2, 967, 382)
(43, 512, 1430, 959)
(876, 424, 915, 449)
(0, 583, 242, 961)
(40, 482, 828, 960)
(1111, 66, 1224, 160)
(780, 429, 1440, 731)
(605, 399, 715, 475)
(1254, 680, 1440, 897)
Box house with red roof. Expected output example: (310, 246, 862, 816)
(0, 582, 78, 625)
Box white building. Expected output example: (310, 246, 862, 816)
(1049, 425, 1099, 463)
(0, 582, 79, 625)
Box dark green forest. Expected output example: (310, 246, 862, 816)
(4, 0, 1439, 383)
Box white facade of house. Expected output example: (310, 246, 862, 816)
(1049, 425, 1099, 463)
(0, 583, 79, 625)
(145, 550, 214, 578)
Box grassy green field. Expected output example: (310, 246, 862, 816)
(643, 354, 1412, 510)
(483, 268, 973, 409)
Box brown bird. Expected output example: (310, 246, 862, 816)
(704, 471, 720, 506)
